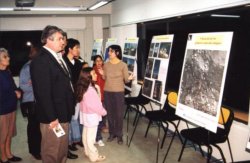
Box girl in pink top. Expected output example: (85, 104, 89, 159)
(75, 67, 107, 162)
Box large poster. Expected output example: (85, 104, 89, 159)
(91, 39, 103, 60)
(104, 38, 118, 62)
(142, 35, 174, 106)
(122, 37, 139, 91)
(176, 32, 233, 133)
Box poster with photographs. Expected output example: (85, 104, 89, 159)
(142, 35, 174, 106)
(122, 37, 139, 91)
(104, 38, 118, 62)
(91, 39, 103, 60)
(176, 32, 233, 133)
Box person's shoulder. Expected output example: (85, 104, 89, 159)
(120, 61, 127, 67)
(23, 60, 31, 67)
(75, 58, 82, 65)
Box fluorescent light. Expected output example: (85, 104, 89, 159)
(88, 1, 109, 10)
(0, 8, 13, 11)
(211, 14, 240, 18)
(14, 8, 31, 11)
(0, 7, 84, 12)
(31, 7, 79, 11)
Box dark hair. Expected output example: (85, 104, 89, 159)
(65, 38, 80, 55)
(62, 31, 67, 39)
(93, 55, 103, 62)
(108, 45, 122, 60)
(41, 25, 64, 44)
(75, 67, 95, 102)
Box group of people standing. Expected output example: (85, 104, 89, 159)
(0, 25, 134, 163)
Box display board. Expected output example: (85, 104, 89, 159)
(91, 38, 103, 60)
(122, 37, 139, 91)
(176, 32, 233, 133)
(104, 38, 118, 62)
(142, 34, 174, 106)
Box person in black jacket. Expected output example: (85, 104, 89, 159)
(63, 38, 83, 157)
(30, 25, 75, 163)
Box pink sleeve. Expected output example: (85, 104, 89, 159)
(84, 88, 107, 116)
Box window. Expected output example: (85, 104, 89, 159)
(0, 31, 42, 76)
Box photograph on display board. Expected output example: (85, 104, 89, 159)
(142, 79, 153, 97)
(159, 42, 171, 59)
(91, 49, 97, 57)
(153, 43, 160, 57)
(104, 48, 109, 61)
(91, 39, 103, 60)
(153, 80, 162, 102)
(176, 32, 233, 133)
(145, 58, 154, 78)
(148, 43, 155, 57)
(152, 59, 161, 79)
(122, 57, 135, 72)
(124, 43, 138, 56)
(179, 49, 227, 116)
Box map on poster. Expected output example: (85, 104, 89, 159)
(122, 37, 139, 91)
(91, 39, 103, 60)
(142, 35, 174, 106)
(176, 32, 233, 133)
(104, 38, 118, 62)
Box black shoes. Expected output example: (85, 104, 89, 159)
(67, 151, 78, 159)
(107, 135, 123, 144)
(0, 160, 10, 163)
(31, 154, 41, 160)
(68, 144, 78, 151)
(8, 156, 22, 162)
(74, 141, 84, 147)
(117, 137, 123, 145)
(107, 135, 116, 142)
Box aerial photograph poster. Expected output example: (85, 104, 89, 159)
(176, 32, 233, 133)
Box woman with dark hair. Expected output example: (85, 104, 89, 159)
(93, 55, 107, 147)
(76, 67, 107, 162)
(0, 48, 22, 163)
(99, 45, 134, 144)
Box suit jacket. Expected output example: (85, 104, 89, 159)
(63, 56, 82, 87)
(30, 47, 75, 123)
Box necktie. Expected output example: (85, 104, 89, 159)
(57, 54, 74, 92)
(58, 57, 70, 76)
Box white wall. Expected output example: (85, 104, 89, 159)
(0, 16, 106, 63)
(111, 0, 250, 26)
(0, 17, 86, 31)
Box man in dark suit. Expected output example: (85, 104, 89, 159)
(30, 25, 75, 163)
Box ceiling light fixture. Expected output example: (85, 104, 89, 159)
(211, 14, 240, 18)
(0, 8, 13, 11)
(88, 0, 113, 11)
(30, 7, 79, 11)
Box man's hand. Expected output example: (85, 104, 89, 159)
(49, 119, 59, 129)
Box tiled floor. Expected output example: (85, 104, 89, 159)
(11, 107, 206, 163)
